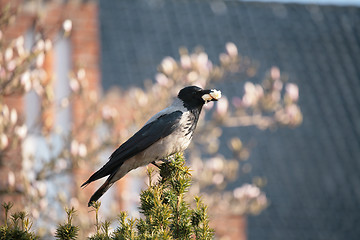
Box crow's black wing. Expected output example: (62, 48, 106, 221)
(81, 110, 182, 186)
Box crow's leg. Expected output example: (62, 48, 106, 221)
(151, 161, 161, 168)
(159, 158, 171, 163)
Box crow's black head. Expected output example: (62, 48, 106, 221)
(178, 86, 221, 110)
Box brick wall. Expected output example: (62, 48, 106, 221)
(211, 213, 247, 240)
(1, 0, 32, 213)
(0, 0, 102, 218)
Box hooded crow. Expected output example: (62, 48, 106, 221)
(81, 86, 221, 206)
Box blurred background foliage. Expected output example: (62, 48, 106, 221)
(0, 0, 302, 238)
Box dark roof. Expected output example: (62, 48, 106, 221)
(99, 1, 360, 239)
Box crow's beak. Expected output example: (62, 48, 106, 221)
(201, 89, 222, 102)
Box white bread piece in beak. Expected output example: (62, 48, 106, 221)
(202, 89, 222, 102)
(210, 89, 221, 100)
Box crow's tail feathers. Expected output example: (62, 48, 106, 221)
(81, 180, 90, 188)
(81, 166, 111, 188)
(87, 178, 114, 207)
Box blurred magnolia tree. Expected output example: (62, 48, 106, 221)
(111, 44, 302, 216)
(0, 0, 302, 238)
